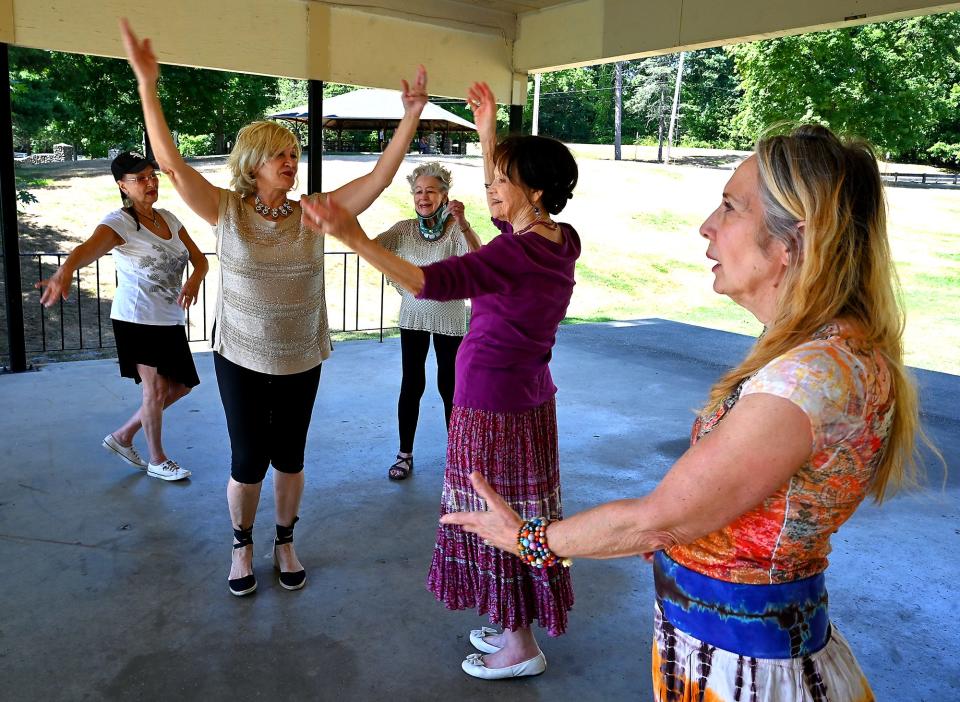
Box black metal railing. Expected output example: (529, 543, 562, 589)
(9, 251, 394, 359)
(882, 172, 960, 186)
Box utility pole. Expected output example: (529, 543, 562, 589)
(614, 62, 623, 161)
(532, 73, 542, 136)
(665, 51, 685, 164)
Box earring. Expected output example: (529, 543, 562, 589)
(534, 205, 541, 216)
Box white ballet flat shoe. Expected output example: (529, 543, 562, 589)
(461, 651, 547, 679)
(469, 627, 502, 654)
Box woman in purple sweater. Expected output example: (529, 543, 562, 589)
(302, 81, 579, 680)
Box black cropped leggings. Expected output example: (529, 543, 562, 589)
(214, 352, 322, 484)
(398, 328, 462, 453)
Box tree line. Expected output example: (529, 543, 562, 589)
(10, 11, 960, 167)
(525, 12, 960, 167)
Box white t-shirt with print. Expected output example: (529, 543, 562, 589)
(102, 208, 188, 326)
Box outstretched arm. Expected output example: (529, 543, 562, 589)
(35, 225, 124, 307)
(120, 19, 220, 226)
(301, 195, 425, 294)
(466, 82, 498, 193)
(326, 67, 429, 216)
(442, 393, 812, 560)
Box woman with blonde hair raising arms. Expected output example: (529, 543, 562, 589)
(120, 19, 428, 596)
(444, 124, 933, 700)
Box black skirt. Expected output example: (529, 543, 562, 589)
(112, 319, 201, 388)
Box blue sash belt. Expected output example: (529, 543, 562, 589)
(654, 551, 830, 659)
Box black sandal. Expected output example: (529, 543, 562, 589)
(228, 525, 257, 597)
(274, 517, 306, 590)
(388, 454, 414, 481)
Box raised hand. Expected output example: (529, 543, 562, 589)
(400, 65, 429, 115)
(466, 82, 498, 143)
(119, 18, 160, 87)
(35, 269, 73, 308)
(300, 194, 363, 249)
(447, 200, 469, 229)
(440, 471, 523, 553)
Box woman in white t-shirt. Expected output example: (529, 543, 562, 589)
(375, 162, 481, 480)
(37, 151, 208, 482)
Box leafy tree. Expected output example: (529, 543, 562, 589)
(9, 48, 60, 152)
(160, 65, 279, 153)
(680, 48, 745, 148)
(522, 67, 599, 142)
(729, 13, 960, 158)
(625, 55, 679, 160)
(10, 48, 279, 157)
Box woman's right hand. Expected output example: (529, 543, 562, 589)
(467, 82, 498, 143)
(401, 65, 429, 116)
(35, 268, 72, 308)
(447, 200, 469, 229)
(301, 195, 365, 250)
(119, 18, 160, 87)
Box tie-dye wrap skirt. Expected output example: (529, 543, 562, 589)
(426, 398, 574, 636)
(652, 552, 874, 701)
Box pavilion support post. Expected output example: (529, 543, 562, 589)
(0, 43, 28, 372)
(307, 80, 324, 193)
(509, 104, 523, 136)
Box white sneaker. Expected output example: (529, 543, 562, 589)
(102, 434, 146, 469)
(147, 459, 191, 482)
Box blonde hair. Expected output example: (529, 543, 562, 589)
(227, 121, 301, 197)
(406, 162, 452, 191)
(706, 124, 933, 502)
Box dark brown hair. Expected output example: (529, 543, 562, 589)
(493, 136, 578, 215)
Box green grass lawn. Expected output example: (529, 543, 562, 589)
(12, 153, 960, 375)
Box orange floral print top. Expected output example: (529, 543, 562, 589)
(667, 322, 895, 585)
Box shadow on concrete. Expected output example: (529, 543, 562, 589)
(631, 153, 744, 169)
(0, 319, 956, 700)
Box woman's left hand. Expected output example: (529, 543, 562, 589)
(401, 65, 429, 115)
(178, 280, 201, 309)
(301, 195, 364, 249)
(440, 471, 523, 553)
(447, 200, 469, 229)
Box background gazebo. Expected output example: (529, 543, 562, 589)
(269, 88, 476, 154)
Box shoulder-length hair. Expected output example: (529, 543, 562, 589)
(227, 120, 301, 197)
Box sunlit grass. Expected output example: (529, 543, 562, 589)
(14, 153, 960, 375)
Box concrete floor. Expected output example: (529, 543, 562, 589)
(1, 319, 957, 701)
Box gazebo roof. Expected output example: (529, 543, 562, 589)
(269, 89, 476, 132)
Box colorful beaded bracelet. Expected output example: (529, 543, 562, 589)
(517, 516, 572, 569)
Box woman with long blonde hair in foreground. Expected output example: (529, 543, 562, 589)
(442, 124, 932, 700)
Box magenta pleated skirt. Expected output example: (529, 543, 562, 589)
(426, 397, 574, 636)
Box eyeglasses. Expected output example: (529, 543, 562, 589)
(123, 172, 162, 184)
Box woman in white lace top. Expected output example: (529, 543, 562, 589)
(375, 162, 481, 480)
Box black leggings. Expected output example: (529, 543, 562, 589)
(398, 328, 462, 453)
(214, 352, 322, 484)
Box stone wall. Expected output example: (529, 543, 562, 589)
(16, 143, 76, 165)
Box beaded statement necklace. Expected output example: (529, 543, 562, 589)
(254, 195, 294, 219)
(513, 218, 559, 236)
